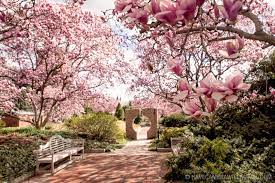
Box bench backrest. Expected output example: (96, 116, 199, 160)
(49, 135, 70, 153)
(36, 135, 71, 158)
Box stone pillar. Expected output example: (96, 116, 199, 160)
(125, 108, 140, 140)
(142, 108, 158, 139)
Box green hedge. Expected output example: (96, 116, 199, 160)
(65, 112, 125, 143)
(0, 126, 77, 140)
(0, 136, 39, 181)
(161, 113, 194, 127)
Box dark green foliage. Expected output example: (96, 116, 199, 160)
(161, 113, 195, 127)
(165, 137, 235, 182)
(214, 96, 275, 142)
(114, 103, 124, 120)
(163, 95, 274, 182)
(0, 136, 39, 181)
(250, 51, 275, 94)
(134, 114, 142, 124)
(65, 112, 124, 142)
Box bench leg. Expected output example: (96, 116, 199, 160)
(36, 162, 40, 175)
(51, 161, 55, 174)
(82, 149, 84, 159)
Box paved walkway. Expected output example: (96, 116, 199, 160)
(25, 128, 168, 183)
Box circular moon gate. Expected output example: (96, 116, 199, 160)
(125, 108, 158, 140)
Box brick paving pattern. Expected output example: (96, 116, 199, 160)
(25, 127, 168, 183)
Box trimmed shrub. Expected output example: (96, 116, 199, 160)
(161, 113, 194, 127)
(65, 112, 124, 142)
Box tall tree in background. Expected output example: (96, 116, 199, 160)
(115, 102, 124, 120)
(0, 1, 125, 128)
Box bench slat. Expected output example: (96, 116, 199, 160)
(34, 135, 85, 174)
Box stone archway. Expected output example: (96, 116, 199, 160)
(125, 108, 158, 140)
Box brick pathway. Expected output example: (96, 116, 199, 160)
(25, 128, 168, 183)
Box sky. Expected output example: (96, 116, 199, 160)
(82, 0, 114, 13)
(80, 0, 275, 103)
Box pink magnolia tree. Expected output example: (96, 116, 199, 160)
(0, 0, 35, 42)
(0, 0, 36, 111)
(132, 96, 182, 116)
(114, 0, 274, 121)
(86, 95, 119, 113)
(0, 1, 125, 128)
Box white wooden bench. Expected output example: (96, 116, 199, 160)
(33, 135, 84, 174)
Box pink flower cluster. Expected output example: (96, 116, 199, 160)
(219, 36, 244, 58)
(115, 0, 242, 25)
(173, 72, 251, 117)
(213, 0, 243, 22)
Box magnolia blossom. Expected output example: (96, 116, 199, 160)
(204, 97, 217, 113)
(176, 0, 197, 21)
(223, 73, 251, 92)
(219, 36, 244, 58)
(220, 0, 242, 21)
(151, 0, 200, 24)
(173, 79, 192, 102)
(115, 0, 136, 13)
(196, 75, 220, 98)
(215, 72, 251, 102)
(128, 8, 148, 24)
(182, 99, 203, 117)
(153, 0, 178, 24)
(173, 72, 250, 117)
(178, 79, 192, 92)
(167, 58, 183, 76)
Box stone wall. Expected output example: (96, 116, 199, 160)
(142, 108, 158, 139)
(125, 108, 158, 140)
(125, 108, 140, 140)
